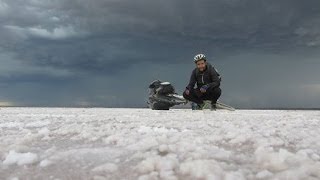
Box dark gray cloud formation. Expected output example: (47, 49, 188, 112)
(0, 0, 320, 108)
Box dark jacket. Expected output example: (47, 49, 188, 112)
(186, 62, 221, 90)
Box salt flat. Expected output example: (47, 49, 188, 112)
(0, 108, 320, 180)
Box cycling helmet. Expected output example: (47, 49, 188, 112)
(194, 53, 206, 63)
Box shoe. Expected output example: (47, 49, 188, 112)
(191, 102, 197, 110)
(197, 102, 205, 110)
(191, 102, 204, 110)
(210, 102, 217, 111)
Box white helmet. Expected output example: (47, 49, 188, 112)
(194, 53, 206, 63)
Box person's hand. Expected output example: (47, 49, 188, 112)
(185, 89, 190, 95)
(200, 85, 208, 93)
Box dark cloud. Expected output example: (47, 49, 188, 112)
(0, 0, 320, 108)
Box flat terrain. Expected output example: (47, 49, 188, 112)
(0, 108, 320, 180)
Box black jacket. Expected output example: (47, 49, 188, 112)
(186, 62, 221, 90)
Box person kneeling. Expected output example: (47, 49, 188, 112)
(183, 53, 222, 110)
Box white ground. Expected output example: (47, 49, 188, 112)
(0, 108, 320, 180)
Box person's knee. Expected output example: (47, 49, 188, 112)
(207, 87, 221, 96)
(207, 86, 216, 92)
(183, 91, 187, 98)
(183, 91, 189, 99)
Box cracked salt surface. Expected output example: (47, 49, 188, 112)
(0, 108, 320, 180)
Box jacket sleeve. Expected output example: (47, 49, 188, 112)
(186, 69, 196, 90)
(207, 66, 221, 89)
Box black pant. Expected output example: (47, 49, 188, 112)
(183, 87, 221, 105)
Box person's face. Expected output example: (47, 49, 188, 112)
(196, 60, 207, 71)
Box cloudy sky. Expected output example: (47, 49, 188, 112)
(1, 0, 320, 108)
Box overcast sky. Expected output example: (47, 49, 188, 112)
(1, 0, 320, 108)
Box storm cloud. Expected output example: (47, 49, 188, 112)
(1, 0, 320, 108)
